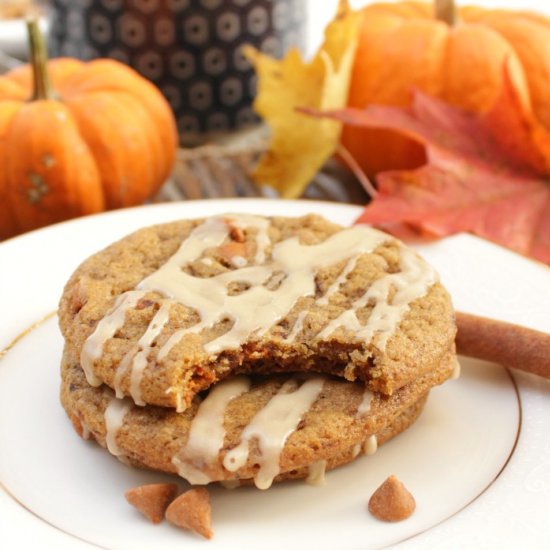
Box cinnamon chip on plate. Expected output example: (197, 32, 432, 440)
(166, 487, 213, 539)
(368, 475, 416, 522)
(125, 483, 178, 524)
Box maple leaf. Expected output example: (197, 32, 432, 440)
(303, 62, 550, 264)
(244, 0, 361, 198)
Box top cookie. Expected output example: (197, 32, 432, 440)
(58, 214, 456, 411)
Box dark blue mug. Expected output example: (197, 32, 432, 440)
(49, 0, 306, 145)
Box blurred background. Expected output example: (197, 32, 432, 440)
(1, 0, 550, 219)
(1, 0, 547, 142)
(2, 1, 548, 61)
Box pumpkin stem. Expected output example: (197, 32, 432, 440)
(26, 17, 56, 101)
(434, 0, 457, 26)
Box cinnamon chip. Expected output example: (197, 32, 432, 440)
(368, 475, 416, 522)
(229, 225, 245, 243)
(218, 241, 247, 261)
(125, 483, 178, 524)
(166, 487, 213, 539)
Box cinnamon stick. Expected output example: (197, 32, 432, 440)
(456, 312, 550, 379)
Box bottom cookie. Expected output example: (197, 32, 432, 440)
(61, 349, 453, 489)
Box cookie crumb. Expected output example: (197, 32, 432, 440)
(166, 487, 213, 539)
(368, 475, 415, 522)
(125, 483, 178, 524)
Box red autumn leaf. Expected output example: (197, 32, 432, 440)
(303, 62, 550, 265)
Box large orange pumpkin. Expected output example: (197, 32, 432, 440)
(0, 21, 177, 240)
(342, 0, 550, 177)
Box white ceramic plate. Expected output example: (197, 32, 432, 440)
(0, 199, 549, 549)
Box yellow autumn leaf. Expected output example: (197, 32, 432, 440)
(245, 0, 361, 198)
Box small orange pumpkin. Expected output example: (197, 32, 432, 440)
(342, 0, 550, 177)
(0, 20, 177, 240)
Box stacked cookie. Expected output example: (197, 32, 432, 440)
(59, 214, 457, 489)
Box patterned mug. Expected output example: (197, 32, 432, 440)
(48, 0, 306, 145)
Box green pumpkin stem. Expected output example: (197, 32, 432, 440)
(435, 0, 457, 26)
(27, 17, 55, 100)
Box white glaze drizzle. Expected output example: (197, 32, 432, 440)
(317, 247, 438, 350)
(357, 388, 374, 417)
(128, 302, 172, 405)
(150, 219, 389, 359)
(364, 434, 378, 456)
(252, 220, 270, 264)
(112, 302, 171, 401)
(316, 255, 360, 306)
(283, 254, 363, 342)
(81, 215, 438, 394)
(81, 290, 146, 386)
(81, 421, 90, 441)
(223, 377, 325, 490)
(284, 310, 308, 343)
(306, 459, 327, 486)
(113, 345, 137, 398)
(104, 396, 132, 457)
(284, 254, 359, 342)
(451, 357, 461, 380)
(172, 376, 250, 485)
(231, 255, 248, 268)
